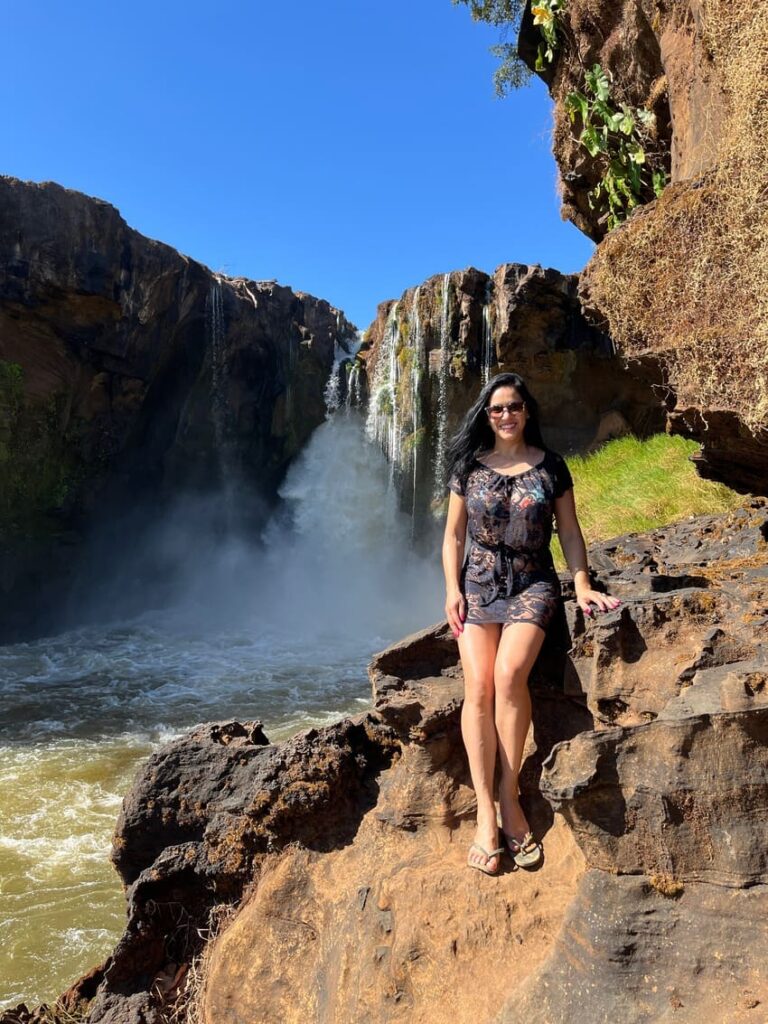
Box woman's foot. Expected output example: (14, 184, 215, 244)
(498, 793, 530, 843)
(467, 816, 503, 874)
(498, 794, 542, 868)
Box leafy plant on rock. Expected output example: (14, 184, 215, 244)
(565, 64, 667, 230)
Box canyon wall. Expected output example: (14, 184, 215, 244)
(360, 263, 666, 524)
(0, 177, 356, 638)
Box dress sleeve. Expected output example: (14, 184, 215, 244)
(447, 470, 465, 496)
(551, 452, 574, 499)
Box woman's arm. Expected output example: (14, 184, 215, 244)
(554, 488, 620, 617)
(443, 492, 468, 636)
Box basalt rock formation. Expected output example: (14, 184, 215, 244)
(361, 264, 667, 522)
(519, 1, 768, 495)
(0, 176, 356, 639)
(5, 498, 765, 1024)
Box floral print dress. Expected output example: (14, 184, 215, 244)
(448, 449, 573, 629)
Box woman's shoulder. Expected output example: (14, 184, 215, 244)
(540, 448, 574, 495)
(541, 447, 565, 465)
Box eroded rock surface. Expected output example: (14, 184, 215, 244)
(508, 870, 768, 1024)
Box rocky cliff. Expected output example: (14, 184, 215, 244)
(518, 0, 768, 494)
(360, 263, 667, 523)
(6, 498, 765, 1024)
(0, 177, 356, 638)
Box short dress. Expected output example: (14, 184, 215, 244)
(447, 449, 574, 630)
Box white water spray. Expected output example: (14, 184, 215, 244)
(365, 302, 401, 479)
(481, 281, 494, 387)
(409, 286, 425, 525)
(432, 272, 452, 505)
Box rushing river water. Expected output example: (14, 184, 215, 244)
(0, 412, 444, 1010)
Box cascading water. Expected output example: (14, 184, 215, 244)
(432, 272, 452, 506)
(346, 356, 363, 409)
(365, 301, 401, 482)
(208, 278, 226, 453)
(323, 339, 345, 413)
(325, 327, 363, 413)
(481, 281, 494, 387)
(0, 333, 444, 1012)
(409, 287, 424, 529)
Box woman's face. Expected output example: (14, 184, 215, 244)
(486, 385, 528, 443)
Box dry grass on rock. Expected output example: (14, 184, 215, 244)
(582, 1, 768, 434)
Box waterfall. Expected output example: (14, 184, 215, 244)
(432, 272, 452, 506)
(481, 281, 494, 387)
(409, 286, 424, 525)
(365, 302, 401, 479)
(346, 356, 363, 409)
(326, 329, 363, 414)
(208, 278, 226, 453)
(323, 339, 345, 413)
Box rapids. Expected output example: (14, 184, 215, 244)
(0, 410, 444, 1010)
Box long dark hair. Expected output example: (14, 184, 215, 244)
(445, 372, 546, 489)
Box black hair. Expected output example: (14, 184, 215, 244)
(445, 372, 546, 490)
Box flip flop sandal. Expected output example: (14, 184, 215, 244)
(467, 842, 505, 875)
(503, 831, 542, 869)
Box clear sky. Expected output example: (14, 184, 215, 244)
(6, 0, 594, 329)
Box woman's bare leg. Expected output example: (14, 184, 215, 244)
(493, 622, 546, 840)
(458, 621, 503, 871)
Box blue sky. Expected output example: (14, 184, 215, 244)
(6, 0, 593, 328)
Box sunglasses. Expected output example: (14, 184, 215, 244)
(486, 401, 526, 418)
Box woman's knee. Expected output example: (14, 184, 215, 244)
(463, 675, 495, 710)
(494, 661, 530, 699)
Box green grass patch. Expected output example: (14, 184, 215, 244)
(551, 433, 745, 568)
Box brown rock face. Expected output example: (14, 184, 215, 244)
(0, 177, 356, 638)
(519, 0, 724, 241)
(8, 501, 766, 1024)
(520, 1, 768, 494)
(361, 263, 667, 524)
(508, 870, 768, 1023)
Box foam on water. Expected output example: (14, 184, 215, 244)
(0, 411, 446, 1009)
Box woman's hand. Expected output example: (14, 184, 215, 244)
(576, 586, 621, 618)
(445, 589, 466, 637)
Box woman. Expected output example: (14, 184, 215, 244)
(442, 372, 619, 875)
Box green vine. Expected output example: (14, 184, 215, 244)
(565, 64, 667, 231)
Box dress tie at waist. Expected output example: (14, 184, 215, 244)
(472, 540, 526, 608)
